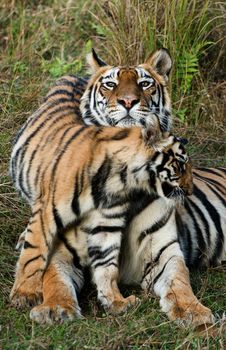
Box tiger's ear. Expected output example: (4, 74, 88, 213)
(145, 48, 172, 80)
(86, 49, 107, 73)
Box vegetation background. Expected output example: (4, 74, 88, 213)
(0, 0, 225, 349)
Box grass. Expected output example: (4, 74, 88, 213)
(0, 0, 225, 349)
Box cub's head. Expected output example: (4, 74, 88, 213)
(151, 137, 193, 199)
(80, 49, 172, 132)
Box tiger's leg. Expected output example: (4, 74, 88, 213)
(30, 235, 84, 324)
(122, 200, 214, 326)
(10, 205, 57, 308)
(142, 251, 214, 326)
(85, 211, 137, 315)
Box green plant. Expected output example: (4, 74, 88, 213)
(42, 57, 83, 77)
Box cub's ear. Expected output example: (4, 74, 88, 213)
(174, 136, 189, 145)
(86, 48, 107, 73)
(145, 48, 172, 80)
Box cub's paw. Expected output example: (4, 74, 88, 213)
(30, 303, 82, 324)
(10, 273, 43, 308)
(108, 295, 139, 315)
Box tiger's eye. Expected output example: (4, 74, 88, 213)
(139, 81, 153, 88)
(104, 81, 117, 88)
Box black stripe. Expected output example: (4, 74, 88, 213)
(91, 84, 98, 110)
(58, 233, 82, 270)
(32, 208, 42, 217)
(153, 240, 178, 264)
(73, 87, 85, 98)
(110, 129, 130, 140)
(71, 174, 81, 217)
(55, 79, 78, 89)
(91, 226, 123, 235)
(51, 126, 86, 180)
(141, 239, 178, 282)
(152, 255, 176, 287)
(29, 99, 75, 128)
(98, 129, 130, 142)
(23, 241, 37, 249)
(13, 106, 76, 175)
(160, 84, 165, 107)
(26, 148, 38, 194)
(195, 167, 225, 177)
(175, 209, 193, 266)
(93, 256, 116, 269)
(27, 268, 44, 279)
(33, 123, 80, 189)
(105, 262, 118, 268)
(184, 199, 206, 264)
(193, 184, 224, 264)
(217, 167, 226, 173)
(75, 75, 89, 84)
(138, 208, 173, 244)
(12, 120, 29, 145)
(18, 162, 31, 200)
(142, 240, 178, 282)
(193, 172, 224, 192)
(88, 246, 101, 258)
(187, 197, 211, 246)
(128, 190, 158, 220)
(120, 165, 127, 185)
(46, 89, 74, 100)
(91, 156, 112, 208)
(53, 207, 64, 230)
(206, 183, 226, 208)
(103, 195, 128, 210)
(40, 211, 50, 249)
(88, 245, 119, 261)
(23, 254, 46, 270)
(71, 277, 79, 291)
(142, 261, 154, 281)
(103, 210, 129, 219)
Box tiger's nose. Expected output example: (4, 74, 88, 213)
(117, 96, 140, 109)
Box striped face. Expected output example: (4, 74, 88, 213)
(152, 140, 193, 199)
(80, 49, 172, 132)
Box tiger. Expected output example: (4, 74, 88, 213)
(10, 49, 225, 326)
(9, 79, 193, 321)
(80, 48, 172, 135)
(13, 135, 194, 324)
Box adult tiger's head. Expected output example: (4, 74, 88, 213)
(151, 137, 193, 199)
(80, 48, 172, 132)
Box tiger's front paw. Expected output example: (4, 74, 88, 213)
(163, 291, 215, 326)
(10, 272, 43, 308)
(108, 295, 139, 315)
(30, 303, 82, 324)
(169, 301, 215, 327)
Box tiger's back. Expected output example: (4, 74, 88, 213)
(10, 75, 87, 202)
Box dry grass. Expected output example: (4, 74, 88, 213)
(0, 0, 225, 349)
